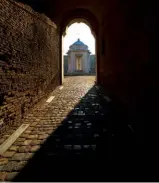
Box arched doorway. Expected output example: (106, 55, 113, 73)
(63, 22, 96, 78)
(60, 9, 99, 84)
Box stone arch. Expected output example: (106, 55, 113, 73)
(60, 8, 99, 37)
(60, 8, 99, 84)
(64, 19, 96, 39)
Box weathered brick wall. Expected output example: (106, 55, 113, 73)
(0, 0, 60, 133)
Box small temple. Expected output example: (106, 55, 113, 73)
(64, 38, 96, 75)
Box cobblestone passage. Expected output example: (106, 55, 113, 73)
(0, 76, 136, 181)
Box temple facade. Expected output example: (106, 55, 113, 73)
(64, 39, 96, 75)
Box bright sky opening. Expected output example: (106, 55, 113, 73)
(63, 23, 95, 55)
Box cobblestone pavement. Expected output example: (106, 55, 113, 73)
(0, 76, 136, 181)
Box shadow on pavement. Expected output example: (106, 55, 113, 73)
(13, 85, 137, 181)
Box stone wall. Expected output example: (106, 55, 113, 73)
(90, 55, 96, 73)
(64, 55, 68, 74)
(99, 0, 154, 109)
(97, 1, 155, 143)
(0, 0, 60, 133)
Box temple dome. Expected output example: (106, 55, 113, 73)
(72, 38, 86, 46)
(69, 38, 89, 51)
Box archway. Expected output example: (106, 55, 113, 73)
(59, 9, 99, 84)
(62, 22, 96, 80)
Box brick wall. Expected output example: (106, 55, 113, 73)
(0, 0, 60, 133)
